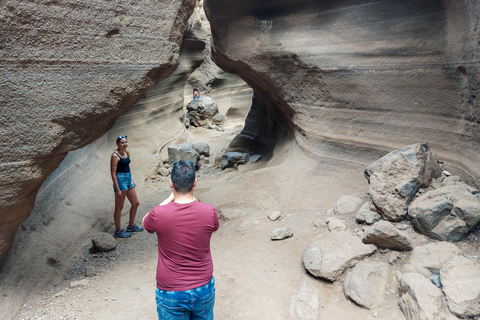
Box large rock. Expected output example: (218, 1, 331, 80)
(440, 256, 480, 318)
(343, 261, 391, 309)
(408, 184, 480, 241)
(220, 152, 250, 170)
(407, 242, 462, 279)
(0, 0, 197, 268)
(167, 142, 200, 166)
(362, 221, 413, 251)
(302, 231, 376, 282)
(398, 273, 443, 320)
(91, 233, 116, 252)
(355, 202, 382, 225)
(185, 96, 225, 128)
(364, 143, 442, 221)
(333, 196, 364, 215)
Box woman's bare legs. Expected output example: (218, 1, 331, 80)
(126, 187, 140, 226)
(114, 191, 127, 232)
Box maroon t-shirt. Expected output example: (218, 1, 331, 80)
(143, 200, 219, 291)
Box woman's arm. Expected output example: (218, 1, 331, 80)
(110, 153, 121, 196)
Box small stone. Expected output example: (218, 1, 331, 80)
(314, 219, 327, 228)
(158, 167, 170, 177)
(249, 154, 262, 163)
(92, 232, 116, 252)
(54, 291, 66, 298)
(268, 211, 282, 221)
(70, 279, 90, 288)
(85, 266, 96, 277)
(271, 227, 293, 240)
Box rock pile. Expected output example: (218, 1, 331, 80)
(184, 96, 225, 129)
(299, 142, 480, 320)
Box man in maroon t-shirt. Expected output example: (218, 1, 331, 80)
(143, 160, 219, 320)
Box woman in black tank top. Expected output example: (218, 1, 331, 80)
(110, 135, 143, 238)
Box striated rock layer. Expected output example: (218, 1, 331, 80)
(0, 0, 197, 268)
(204, 0, 480, 177)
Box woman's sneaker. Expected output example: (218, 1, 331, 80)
(126, 224, 143, 233)
(114, 229, 132, 238)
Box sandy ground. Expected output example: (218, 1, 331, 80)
(6, 93, 479, 320)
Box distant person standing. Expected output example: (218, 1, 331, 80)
(110, 135, 143, 238)
(193, 87, 201, 100)
(143, 160, 219, 320)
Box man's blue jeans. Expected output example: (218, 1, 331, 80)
(155, 277, 215, 320)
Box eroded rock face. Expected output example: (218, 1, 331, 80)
(204, 0, 480, 188)
(0, 0, 197, 268)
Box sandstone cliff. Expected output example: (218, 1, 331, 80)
(204, 0, 480, 178)
(0, 0, 197, 268)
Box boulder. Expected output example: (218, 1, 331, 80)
(440, 256, 480, 318)
(167, 142, 200, 166)
(302, 231, 376, 281)
(91, 232, 116, 252)
(326, 217, 347, 232)
(220, 152, 250, 170)
(407, 242, 462, 278)
(343, 261, 391, 309)
(194, 142, 210, 156)
(364, 143, 442, 221)
(271, 227, 293, 240)
(408, 184, 480, 241)
(333, 196, 364, 215)
(362, 221, 413, 251)
(185, 96, 225, 128)
(355, 202, 382, 225)
(398, 273, 443, 320)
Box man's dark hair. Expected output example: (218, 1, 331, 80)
(171, 161, 196, 194)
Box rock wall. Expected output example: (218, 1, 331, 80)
(204, 0, 480, 181)
(0, 0, 197, 269)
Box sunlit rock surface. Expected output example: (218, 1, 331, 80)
(204, 0, 480, 178)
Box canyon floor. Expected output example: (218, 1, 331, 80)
(5, 95, 478, 320)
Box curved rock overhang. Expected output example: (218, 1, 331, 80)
(0, 0, 197, 269)
(205, 0, 480, 178)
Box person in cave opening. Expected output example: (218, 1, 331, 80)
(110, 135, 143, 238)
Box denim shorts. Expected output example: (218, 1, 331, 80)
(155, 277, 215, 320)
(114, 172, 135, 192)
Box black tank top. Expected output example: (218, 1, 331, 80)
(114, 152, 131, 173)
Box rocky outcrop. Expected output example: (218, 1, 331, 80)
(0, 0, 197, 269)
(364, 143, 442, 221)
(168, 142, 200, 166)
(408, 184, 480, 241)
(184, 96, 225, 128)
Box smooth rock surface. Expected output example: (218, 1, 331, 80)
(0, 0, 197, 268)
(440, 256, 480, 318)
(333, 196, 364, 215)
(408, 242, 462, 278)
(362, 221, 413, 251)
(398, 273, 443, 320)
(302, 231, 376, 282)
(91, 232, 116, 252)
(364, 143, 442, 221)
(408, 184, 480, 241)
(343, 261, 391, 309)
